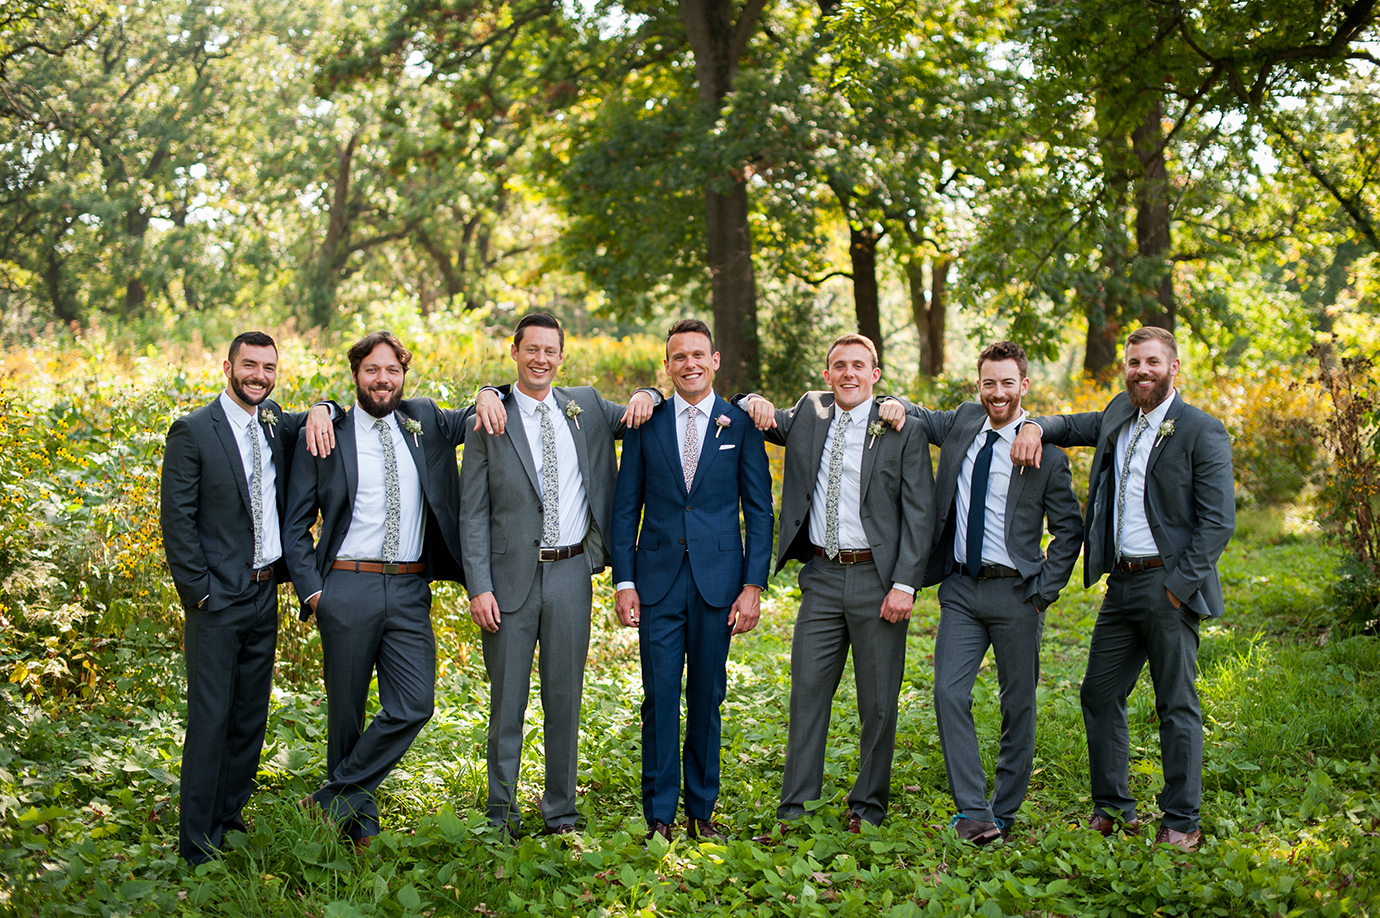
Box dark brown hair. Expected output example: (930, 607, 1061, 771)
(514, 313, 564, 350)
(977, 340, 1028, 379)
(228, 331, 276, 363)
(348, 330, 412, 376)
(665, 318, 714, 354)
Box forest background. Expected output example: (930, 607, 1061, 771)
(3, 0, 1380, 916)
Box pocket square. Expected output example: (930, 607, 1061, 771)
(719, 443, 736, 450)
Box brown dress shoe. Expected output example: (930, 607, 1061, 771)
(352, 835, 374, 854)
(645, 821, 672, 844)
(951, 815, 1002, 846)
(687, 818, 727, 842)
(846, 813, 863, 834)
(751, 822, 791, 844)
(1088, 813, 1142, 836)
(544, 823, 576, 836)
(1154, 825, 1202, 852)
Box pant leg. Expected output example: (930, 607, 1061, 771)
(682, 575, 733, 822)
(1138, 569, 1203, 832)
(986, 578, 1045, 825)
(932, 574, 997, 822)
(480, 576, 542, 828)
(537, 556, 594, 828)
(314, 570, 386, 786)
(639, 558, 690, 825)
(1080, 575, 1150, 823)
(842, 562, 905, 826)
(777, 559, 851, 822)
(219, 584, 278, 835)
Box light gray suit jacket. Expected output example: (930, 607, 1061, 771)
(1035, 391, 1235, 618)
(459, 385, 636, 611)
(764, 392, 933, 589)
(913, 403, 1084, 610)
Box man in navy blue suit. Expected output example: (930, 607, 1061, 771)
(611, 318, 773, 843)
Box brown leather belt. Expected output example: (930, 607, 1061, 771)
(249, 566, 274, 583)
(539, 544, 585, 562)
(330, 560, 426, 575)
(1113, 556, 1164, 573)
(813, 546, 874, 564)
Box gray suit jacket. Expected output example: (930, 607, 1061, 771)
(1035, 391, 1235, 618)
(160, 397, 306, 612)
(765, 392, 933, 589)
(914, 403, 1083, 610)
(459, 386, 637, 611)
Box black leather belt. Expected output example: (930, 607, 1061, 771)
(249, 566, 274, 583)
(813, 546, 874, 564)
(330, 560, 426, 575)
(1113, 556, 1164, 573)
(954, 562, 1020, 580)
(539, 544, 585, 562)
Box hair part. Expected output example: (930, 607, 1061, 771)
(665, 318, 714, 354)
(513, 312, 564, 350)
(825, 333, 879, 369)
(228, 331, 276, 363)
(977, 340, 1028, 379)
(348, 330, 413, 376)
(1125, 325, 1178, 358)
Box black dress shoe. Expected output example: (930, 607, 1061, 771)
(686, 818, 727, 842)
(645, 821, 672, 844)
(951, 815, 1002, 846)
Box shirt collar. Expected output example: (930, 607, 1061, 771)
(218, 390, 257, 430)
(1138, 389, 1177, 428)
(354, 403, 396, 432)
(674, 392, 715, 418)
(513, 385, 557, 419)
(980, 408, 1028, 442)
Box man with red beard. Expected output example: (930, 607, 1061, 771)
(283, 330, 503, 849)
(1012, 326, 1235, 852)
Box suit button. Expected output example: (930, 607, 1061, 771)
(686, 506, 692, 511)
(679, 538, 686, 545)
(244, 562, 251, 569)
(533, 539, 539, 547)
(794, 520, 800, 526)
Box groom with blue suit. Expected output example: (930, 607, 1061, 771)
(612, 318, 774, 843)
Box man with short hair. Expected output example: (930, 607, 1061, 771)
(459, 312, 660, 836)
(734, 333, 933, 836)
(1012, 326, 1235, 852)
(611, 318, 773, 843)
(160, 331, 331, 864)
(283, 330, 503, 849)
(909, 341, 1083, 845)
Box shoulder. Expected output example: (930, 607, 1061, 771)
(170, 399, 217, 432)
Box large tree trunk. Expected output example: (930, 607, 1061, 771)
(849, 224, 882, 367)
(1133, 99, 1174, 329)
(1087, 125, 1132, 375)
(906, 255, 948, 378)
(308, 129, 362, 328)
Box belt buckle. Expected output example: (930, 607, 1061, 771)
(382, 562, 400, 575)
(539, 548, 557, 562)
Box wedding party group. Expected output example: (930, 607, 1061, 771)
(159, 315, 1233, 866)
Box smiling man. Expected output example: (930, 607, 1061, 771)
(1011, 326, 1235, 852)
(610, 318, 773, 844)
(733, 333, 933, 837)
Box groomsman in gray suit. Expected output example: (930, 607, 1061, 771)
(459, 313, 659, 837)
(737, 333, 933, 834)
(1013, 326, 1235, 852)
(907, 341, 1083, 845)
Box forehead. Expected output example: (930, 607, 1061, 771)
(828, 343, 873, 365)
(1124, 339, 1174, 362)
(518, 327, 562, 351)
(360, 342, 404, 369)
(666, 332, 712, 356)
(236, 344, 277, 365)
(978, 358, 1022, 381)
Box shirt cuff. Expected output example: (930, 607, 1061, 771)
(615, 581, 636, 592)
(312, 400, 339, 420)
(891, 583, 915, 596)
(305, 590, 322, 605)
(1021, 419, 1043, 434)
(478, 385, 504, 399)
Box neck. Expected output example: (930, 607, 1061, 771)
(225, 389, 257, 415)
(516, 381, 551, 401)
(677, 390, 714, 407)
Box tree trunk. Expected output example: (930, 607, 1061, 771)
(849, 224, 882, 367)
(1132, 99, 1174, 329)
(45, 220, 78, 324)
(928, 255, 949, 376)
(309, 129, 362, 328)
(1087, 125, 1132, 375)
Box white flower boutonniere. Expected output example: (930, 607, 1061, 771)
(867, 419, 888, 449)
(565, 400, 583, 430)
(260, 409, 279, 437)
(1155, 419, 1175, 448)
(715, 414, 731, 438)
(402, 417, 423, 447)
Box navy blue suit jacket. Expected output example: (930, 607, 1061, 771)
(610, 394, 773, 608)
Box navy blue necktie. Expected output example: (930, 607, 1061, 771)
(966, 430, 1001, 577)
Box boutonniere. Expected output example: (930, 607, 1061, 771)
(260, 409, 279, 437)
(867, 419, 889, 449)
(1155, 419, 1175, 448)
(565, 400, 582, 430)
(715, 414, 731, 438)
(402, 417, 423, 446)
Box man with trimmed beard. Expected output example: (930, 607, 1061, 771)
(1011, 326, 1235, 852)
(283, 330, 504, 849)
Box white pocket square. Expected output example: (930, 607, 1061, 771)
(719, 443, 736, 450)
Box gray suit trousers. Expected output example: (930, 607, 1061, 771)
(481, 553, 593, 829)
(933, 572, 1045, 825)
(312, 570, 435, 840)
(778, 557, 907, 826)
(1082, 566, 1202, 833)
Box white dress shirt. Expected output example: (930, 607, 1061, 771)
(513, 387, 590, 547)
(953, 410, 1026, 570)
(336, 404, 424, 563)
(1114, 390, 1176, 558)
(218, 390, 281, 566)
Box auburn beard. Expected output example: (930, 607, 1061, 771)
(1125, 372, 1172, 411)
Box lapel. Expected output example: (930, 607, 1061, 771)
(339, 408, 360, 511)
(210, 397, 252, 516)
(554, 387, 593, 488)
(394, 404, 430, 503)
(687, 394, 728, 500)
(945, 407, 989, 511)
(503, 389, 543, 496)
(858, 400, 881, 504)
(1144, 392, 1186, 481)
(804, 393, 834, 485)
(260, 399, 286, 506)
(651, 400, 687, 496)
(1003, 421, 1031, 534)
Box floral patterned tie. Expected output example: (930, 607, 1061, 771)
(1114, 414, 1151, 562)
(249, 416, 264, 568)
(537, 403, 559, 546)
(683, 406, 700, 493)
(375, 418, 401, 561)
(823, 411, 851, 559)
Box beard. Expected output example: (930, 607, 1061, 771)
(1125, 371, 1173, 411)
(357, 380, 403, 418)
(980, 392, 1021, 427)
(229, 371, 273, 407)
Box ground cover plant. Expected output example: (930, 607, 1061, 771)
(2, 331, 1379, 917)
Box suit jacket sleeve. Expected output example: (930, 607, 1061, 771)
(898, 398, 958, 446)
(432, 400, 477, 447)
(159, 416, 209, 609)
(1163, 415, 1236, 606)
(592, 387, 664, 437)
(729, 392, 794, 447)
(1035, 448, 1084, 609)
(740, 423, 774, 589)
(610, 424, 646, 585)
(1034, 411, 1103, 448)
(893, 422, 934, 588)
(458, 424, 495, 596)
(282, 435, 325, 607)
